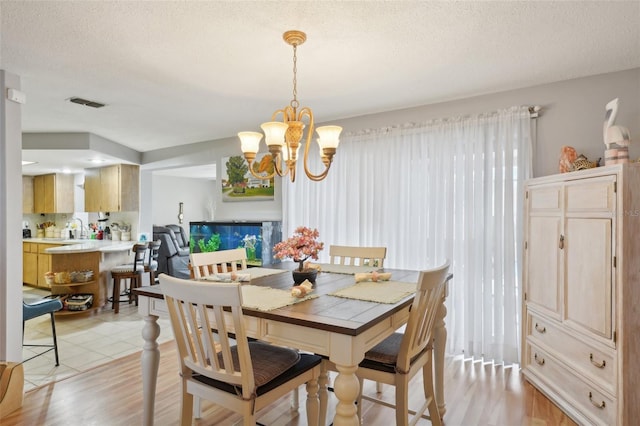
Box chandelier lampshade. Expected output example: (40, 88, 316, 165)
(238, 30, 342, 182)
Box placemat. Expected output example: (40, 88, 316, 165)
(246, 267, 289, 279)
(308, 263, 380, 275)
(241, 285, 318, 311)
(329, 280, 417, 304)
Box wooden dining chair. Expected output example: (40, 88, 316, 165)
(160, 274, 323, 426)
(323, 261, 450, 426)
(329, 245, 387, 268)
(190, 248, 248, 279)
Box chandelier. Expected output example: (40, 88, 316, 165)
(238, 30, 342, 182)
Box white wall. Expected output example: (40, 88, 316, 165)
(151, 174, 217, 235)
(1, 70, 24, 362)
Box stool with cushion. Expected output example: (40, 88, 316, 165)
(23, 298, 64, 366)
(110, 242, 148, 313)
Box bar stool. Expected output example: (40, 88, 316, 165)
(110, 242, 148, 314)
(144, 239, 161, 285)
(23, 298, 64, 366)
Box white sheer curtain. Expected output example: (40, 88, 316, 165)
(283, 106, 532, 364)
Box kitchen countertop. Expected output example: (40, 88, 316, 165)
(23, 238, 137, 254)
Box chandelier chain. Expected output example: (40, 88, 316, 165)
(291, 44, 299, 110)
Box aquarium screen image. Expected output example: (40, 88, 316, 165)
(189, 221, 281, 266)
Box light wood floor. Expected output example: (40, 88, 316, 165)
(3, 340, 577, 426)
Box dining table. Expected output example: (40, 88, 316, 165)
(133, 262, 451, 426)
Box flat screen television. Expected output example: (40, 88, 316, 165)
(189, 221, 282, 267)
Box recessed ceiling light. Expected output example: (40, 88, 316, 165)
(89, 158, 107, 163)
(22, 161, 37, 166)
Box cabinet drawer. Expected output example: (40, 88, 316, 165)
(23, 242, 37, 253)
(526, 344, 616, 426)
(565, 177, 615, 212)
(526, 312, 616, 394)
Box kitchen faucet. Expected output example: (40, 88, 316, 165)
(71, 217, 88, 239)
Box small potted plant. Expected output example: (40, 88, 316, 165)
(273, 226, 324, 285)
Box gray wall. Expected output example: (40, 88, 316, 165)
(330, 68, 640, 178)
(151, 174, 216, 232)
(141, 68, 640, 227)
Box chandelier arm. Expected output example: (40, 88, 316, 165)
(246, 158, 278, 180)
(297, 107, 332, 181)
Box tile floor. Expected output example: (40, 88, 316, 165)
(21, 286, 174, 391)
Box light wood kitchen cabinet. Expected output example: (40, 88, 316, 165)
(33, 173, 74, 213)
(84, 164, 139, 212)
(22, 243, 38, 286)
(22, 176, 34, 213)
(23, 242, 62, 288)
(522, 164, 640, 425)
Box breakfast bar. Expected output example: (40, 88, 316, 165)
(23, 239, 137, 313)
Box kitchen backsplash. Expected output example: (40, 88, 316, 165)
(23, 211, 139, 240)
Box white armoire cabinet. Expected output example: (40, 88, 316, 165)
(522, 163, 640, 425)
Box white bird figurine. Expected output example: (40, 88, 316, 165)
(604, 98, 631, 149)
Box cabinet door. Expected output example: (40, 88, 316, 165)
(23, 176, 34, 213)
(33, 174, 54, 213)
(526, 216, 563, 319)
(118, 164, 139, 211)
(54, 173, 75, 213)
(84, 168, 102, 212)
(565, 218, 613, 340)
(23, 244, 38, 285)
(100, 165, 120, 211)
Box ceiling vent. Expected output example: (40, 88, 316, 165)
(68, 97, 106, 108)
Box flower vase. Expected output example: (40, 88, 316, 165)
(292, 269, 317, 286)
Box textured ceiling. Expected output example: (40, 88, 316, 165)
(2, 1, 639, 174)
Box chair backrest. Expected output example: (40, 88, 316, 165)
(396, 261, 450, 373)
(160, 274, 256, 399)
(329, 245, 387, 267)
(147, 239, 161, 263)
(132, 242, 149, 269)
(190, 248, 248, 279)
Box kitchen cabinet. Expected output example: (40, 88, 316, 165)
(84, 164, 139, 212)
(22, 176, 34, 213)
(33, 173, 74, 213)
(22, 242, 62, 288)
(22, 243, 38, 286)
(522, 164, 640, 425)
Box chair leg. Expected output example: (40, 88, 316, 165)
(112, 278, 120, 314)
(423, 358, 442, 426)
(50, 312, 60, 367)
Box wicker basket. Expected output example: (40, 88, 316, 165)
(54, 271, 71, 284)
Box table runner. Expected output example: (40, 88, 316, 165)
(240, 285, 318, 311)
(307, 263, 380, 275)
(329, 280, 417, 304)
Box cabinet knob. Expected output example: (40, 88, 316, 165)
(534, 323, 546, 333)
(589, 353, 606, 369)
(534, 353, 545, 366)
(559, 234, 565, 249)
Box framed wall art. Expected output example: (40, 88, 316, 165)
(221, 154, 275, 202)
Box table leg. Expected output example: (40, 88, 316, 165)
(433, 296, 447, 416)
(141, 314, 161, 426)
(332, 363, 360, 426)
